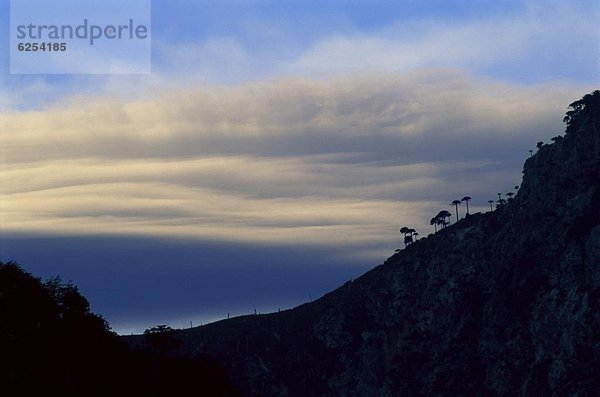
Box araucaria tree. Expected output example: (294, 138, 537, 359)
(400, 227, 416, 246)
(406, 228, 416, 244)
(461, 196, 472, 215)
(436, 210, 452, 227)
(450, 200, 461, 221)
(430, 217, 440, 232)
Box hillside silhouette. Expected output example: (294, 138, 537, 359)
(126, 91, 600, 396)
(0, 261, 241, 396)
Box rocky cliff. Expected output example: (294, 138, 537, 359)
(135, 92, 600, 396)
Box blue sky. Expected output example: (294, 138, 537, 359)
(1, 0, 598, 333)
(2, 0, 598, 104)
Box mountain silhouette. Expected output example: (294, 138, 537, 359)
(126, 91, 600, 396)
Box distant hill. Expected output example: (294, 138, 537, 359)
(127, 91, 600, 396)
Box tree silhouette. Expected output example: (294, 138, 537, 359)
(563, 90, 600, 134)
(496, 198, 507, 209)
(436, 210, 452, 227)
(536, 141, 544, 149)
(461, 196, 472, 215)
(400, 227, 417, 246)
(144, 325, 180, 355)
(488, 200, 494, 211)
(506, 192, 515, 201)
(450, 200, 461, 222)
(430, 217, 439, 233)
(400, 227, 412, 246)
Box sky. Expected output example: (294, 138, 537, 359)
(1, 0, 599, 334)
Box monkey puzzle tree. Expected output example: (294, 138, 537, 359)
(436, 210, 452, 227)
(496, 198, 507, 209)
(450, 200, 461, 221)
(405, 228, 416, 245)
(400, 227, 412, 246)
(430, 217, 439, 233)
(461, 196, 472, 215)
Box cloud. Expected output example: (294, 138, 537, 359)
(0, 154, 435, 246)
(1, 70, 576, 160)
(284, 3, 599, 82)
(2, 1, 596, 114)
(0, 69, 592, 258)
(146, 2, 599, 84)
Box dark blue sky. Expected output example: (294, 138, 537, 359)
(1, 234, 372, 333)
